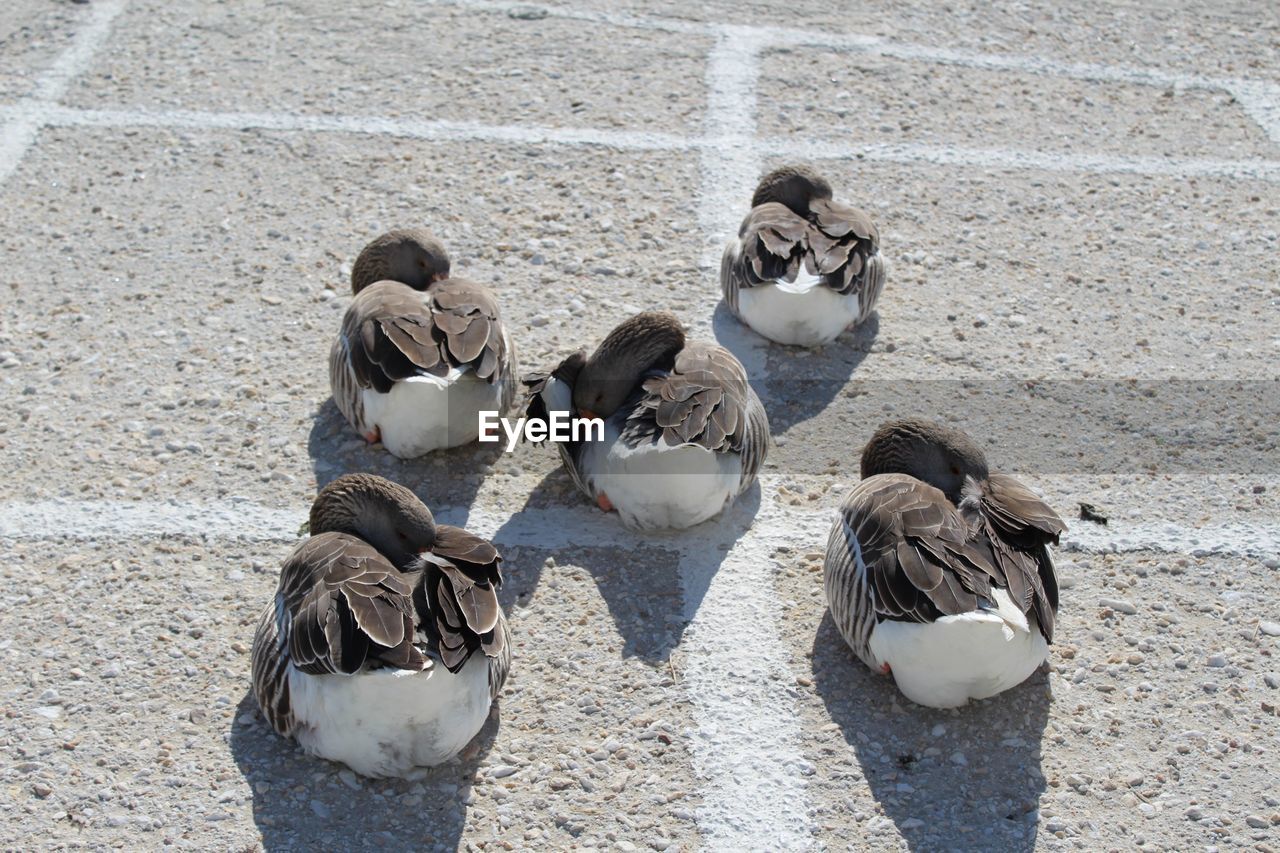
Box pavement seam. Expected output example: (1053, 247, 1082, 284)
(683, 25, 817, 851)
(434, 0, 1280, 145)
(3, 489, 1278, 560)
(4, 102, 1276, 184)
(0, 0, 127, 185)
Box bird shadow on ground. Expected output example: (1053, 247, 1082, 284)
(588, 481, 761, 662)
(760, 313, 879, 435)
(483, 465, 579, 614)
(668, 481, 762, 650)
(711, 302, 879, 434)
(810, 613, 1051, 852)
(229, 690, 499, 852)
(307, 398, 501, 526)
(487, 467, 761, 662)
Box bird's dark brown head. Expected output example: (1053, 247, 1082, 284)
(350, 228, 451, 294)
(310, 473, 436, 567)
(571, 311, 686, 419)
(751, 165, 833, 217)
(860, 418, 989, 503)
(553, 350, 588, 386)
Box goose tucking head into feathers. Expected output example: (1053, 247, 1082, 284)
(824, 419, 1065, 708)
(722, 164, 885, 346)
(521, 311, 770, 529)
(250, 473, 511, 776)
(571, 311, 687, 419)
(860, 418, 990, 505)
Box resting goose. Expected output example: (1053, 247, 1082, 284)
(523, 311, 769, 530)
(823, 419, 1064, 708)
(329, 228, 517, 458)
(251, 473, 510, 777)
(721, 165, 886, 346)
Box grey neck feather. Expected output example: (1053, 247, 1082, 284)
(572, 314, 685, 417)
(310, 477, 434, 567)
(861, 420, 989, 503)
(384, 243, 444, 291)
(751, 167, 833, 217)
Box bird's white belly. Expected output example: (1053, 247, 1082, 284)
(737, 278, 862, 346)
(867, 589, 1048, 709)
(361, 372, 504, 458)
(287, 653, 491, 778)
(581, 424, 742, 530)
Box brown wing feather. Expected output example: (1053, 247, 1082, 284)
(810, 197, 878, 241)
(981, 473, 1067, 546)
(429, 279, 507, 376)
(842, 475, 993, 625)
(343, 282, 445, 393)
(974, 472, 1065, 641)
(631, 343, 752, 454)
(738, 202, 809, 284)
(615, 343, 767, 494)
(341, 279, 510, 394)
(804, 198, 882, 300)
(279, 533, 429, 676)
(420, 525, 506, 674)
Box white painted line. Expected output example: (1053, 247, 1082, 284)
(20, 103, 693, 151)
(787, 32, 1237, 94)
(1230, 80, 1280, 145)
(685, 27, 816, 852)
(4, 491, 1277, 560)
(0, 104, 45, 190)
(1062, 520, 1280, 561)
(774, 137, 1280, 183)
(699, 28, 764, 230)
(699, 26, 768, 375)
(6, 102, 1276, 184)
(676, 499, 823, 851)
(0, 0, 126, 186)
(0, 499, 305, 543)
(31, 0, 128, 103)
(438, 0, 1274, 98)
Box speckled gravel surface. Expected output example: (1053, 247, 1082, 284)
(1, 0, 1278, 851)
(61, 2, 711, 134)
(0, 3, 79, 102)
(573, 0, 1280, 83)
(757, 52, 1279, 161)
(777, 547, 1280, 851)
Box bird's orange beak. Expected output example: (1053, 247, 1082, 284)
(578, 409, 598, 421)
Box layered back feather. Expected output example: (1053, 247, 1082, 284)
(330, 279, 516, 438)
(522, 340, 769, 502)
